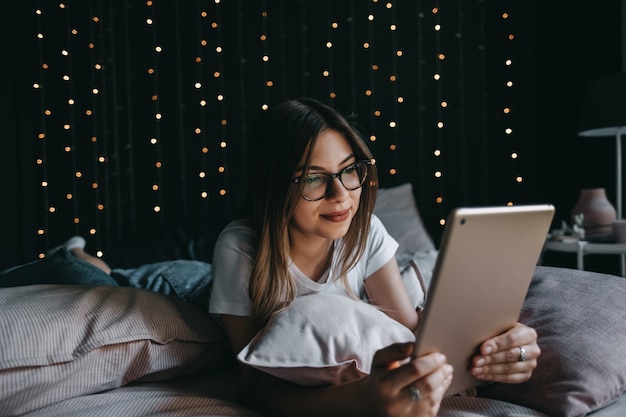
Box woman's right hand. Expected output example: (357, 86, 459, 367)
(367, 342, 453, 417)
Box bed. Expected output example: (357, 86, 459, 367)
(2, 183, 626, 417)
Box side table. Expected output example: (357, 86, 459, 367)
(542, 240, 626, 277)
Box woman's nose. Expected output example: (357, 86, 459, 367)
(325, 177, 349, 201)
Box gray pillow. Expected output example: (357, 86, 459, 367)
(479, 266, 626, 417)
(374, 183, 436, 254)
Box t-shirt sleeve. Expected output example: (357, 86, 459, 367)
(364, 214, 399, 278)
(208, 221, 256, 316)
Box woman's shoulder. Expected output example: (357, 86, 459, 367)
(370, 213, 384, 228)
(215, 219, 257, 254)
(220, 218, 254, 235)
(368, 213, 390, 236)
(366, 213, 398, 250)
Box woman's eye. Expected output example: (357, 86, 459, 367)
(304, 175, 324, 185)
(342, 164, 357, 174)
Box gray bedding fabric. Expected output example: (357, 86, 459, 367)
(588, 393, 626, 417)
(438, 396, 548, 417)
(17, 365, 626, 417)
(19, 368, 260, 417)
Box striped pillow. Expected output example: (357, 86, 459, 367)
(0, 284, 232, 416)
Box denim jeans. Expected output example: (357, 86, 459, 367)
(0, 249, 213, 311)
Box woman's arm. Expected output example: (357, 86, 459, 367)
(221, 313, 452, 417)
(364, 257, 420, 331)
(241, 342, 453, 417)
(363, 259, 540, 386)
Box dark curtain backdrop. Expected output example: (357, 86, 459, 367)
(1, 1, 622, 269)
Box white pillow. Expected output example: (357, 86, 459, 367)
(238, 293, 415, 386)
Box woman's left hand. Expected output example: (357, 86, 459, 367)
(470, 322, 539, 384)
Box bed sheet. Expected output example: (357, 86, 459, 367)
(20, 368, 258, 417)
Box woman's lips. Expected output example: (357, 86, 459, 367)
(321, 209, 350, 222)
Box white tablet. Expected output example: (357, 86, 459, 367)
(413, 204, 554, 397)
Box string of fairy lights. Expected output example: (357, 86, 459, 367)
(34, 8, 49, 253)
(389, 2, 401, 179)
(261, 1, 271, 110)
(196, 2, 227, 204)
(502, 6, 520, 206)
(365, 1, 378, 156)
(146, 1, 164, 220)
(432, 3, 446, 227)
(215, 1, 229, 200)
(87, 2, 104, 257)
(29, 1, 525, 260)
(195, 5, 208, 205)
(326, 0, 335, 102)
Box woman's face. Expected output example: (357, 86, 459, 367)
(288, 129, 362, 244)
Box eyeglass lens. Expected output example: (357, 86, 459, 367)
(301, 162, 367, 200)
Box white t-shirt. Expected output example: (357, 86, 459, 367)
(208, 214, 399, 317)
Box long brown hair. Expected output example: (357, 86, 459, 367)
(244, 98, 378, 331)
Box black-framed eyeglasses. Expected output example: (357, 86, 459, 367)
(292, 159, 374, 201)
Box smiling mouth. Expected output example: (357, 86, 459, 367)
(322, 209, 350, 222)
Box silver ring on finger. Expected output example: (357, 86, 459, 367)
(517, 346, 527, 362)
(408, 385, 422, 402)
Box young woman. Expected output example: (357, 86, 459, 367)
(208, 98, 540, 417)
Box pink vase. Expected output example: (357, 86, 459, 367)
(571, 188, 617, 239)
